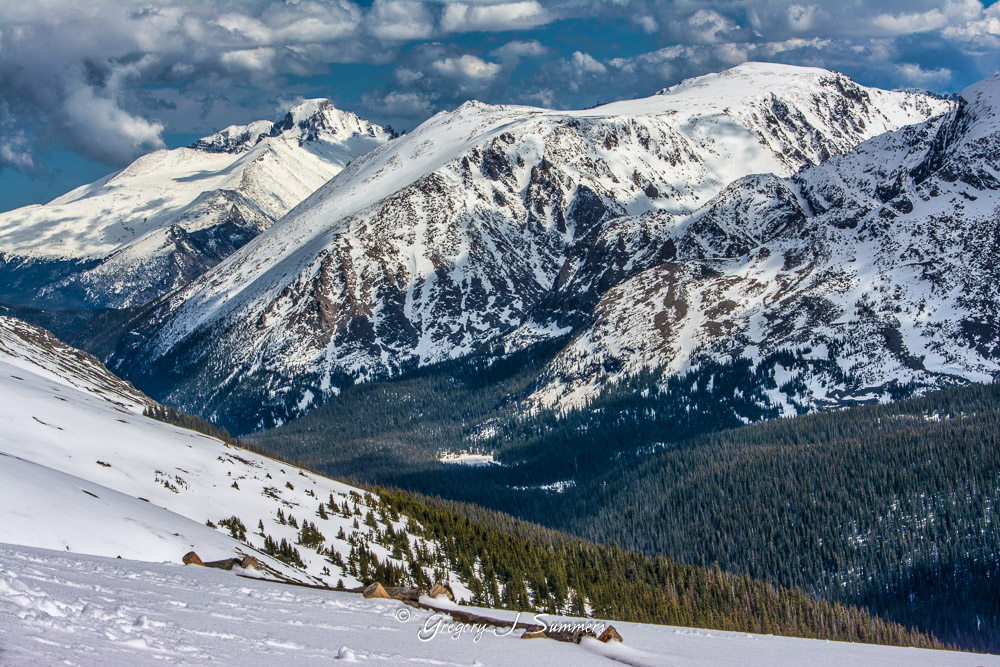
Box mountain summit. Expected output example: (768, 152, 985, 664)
(192, 99, 393, 154)
(531, 69, 1000, 413)
(0, 99, 394, 309)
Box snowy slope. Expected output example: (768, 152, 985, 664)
(1, 544, 993, 666)
(0, 100, 393, 308)
(103, 63, 951, 432)
(0, 315, 466, 591)
(0, 314, 151, 412)
(530, 73, 1000, 412)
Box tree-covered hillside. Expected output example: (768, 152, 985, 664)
(143, 400, 943, 650)
(251, 347, 1000, 652)
(563, 383, 1000, 653)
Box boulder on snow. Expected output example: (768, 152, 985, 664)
(240, 555, 260, 570)
(203, 558, 246, 570)
(520, 624, 597, 643)
(385, 586, 424, 602)
(183, 552, 259, 571)
(598, 625, 623, 643)
(182, 551, 205, 566)
(428, 582, 454, 601)
(363, 582, 391, 599)
(362, 581, 454, 602)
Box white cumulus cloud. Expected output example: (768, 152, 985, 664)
(431, 55, 503, 84)
(440, 1, 552, 32)
(490, 40, 549, 62)
(62, 86, 166, 165)
(896, 63, 953, 88)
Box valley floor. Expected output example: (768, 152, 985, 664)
(1, 544, 994, 666)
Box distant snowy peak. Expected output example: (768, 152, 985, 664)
(274, 98, 397, 141)
(655, 61, 941, 119)
(658, 61, 861, 97)
(529, 69, 1000, 413)
(655, 61, 951, 172)
(190, 119, 274, 154)
(658, 61, 825, 92)
(193, 99, 395, 154)
(0, 99, 394, 308)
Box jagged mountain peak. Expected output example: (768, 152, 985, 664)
(190, 119, 275, 154)
(272, 98, 395, 141)
(0, 100, 394, 309)
(286, 97, 338, 121)
(192, 98, 394, 154)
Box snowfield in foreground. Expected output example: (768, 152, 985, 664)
(0, 315, 472, 592)
(1, 544, 993, 667)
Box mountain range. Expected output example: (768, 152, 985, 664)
(533, 71, 1000, 415)
(66, 62, 964, 433)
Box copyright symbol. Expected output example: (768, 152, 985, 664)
(395, 607, 411, 623)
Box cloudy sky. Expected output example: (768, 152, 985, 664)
(1, 0, 999, 212)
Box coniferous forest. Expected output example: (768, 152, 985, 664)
(146, 397, 944, 650)
(248, 342, 1000, 652)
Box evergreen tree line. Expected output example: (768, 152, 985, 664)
(370, 486, 944, 649)
(288, 478, 948, 650)
(143, 386, 947, 651)
(248, 342, 1000, 652)
(555, 382, 1000, 653)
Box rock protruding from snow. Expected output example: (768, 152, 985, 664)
(190, 119, 275, 154)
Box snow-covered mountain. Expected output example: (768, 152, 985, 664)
(2, 544, 989, 667)
(0, 315, 470, 594)
(530, 72, 1000, 413)
(101, 63, 951, 432)
(0, 100, 394, 308)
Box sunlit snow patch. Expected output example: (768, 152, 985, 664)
(438, 452, 498, 466)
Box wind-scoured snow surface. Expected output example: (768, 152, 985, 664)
(105, 63, 951, 432)
(0, 316, 465, 591)
(1, 545, 992, 667)
(0, 315, 151, 412)
(0, 100, 392, 308)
